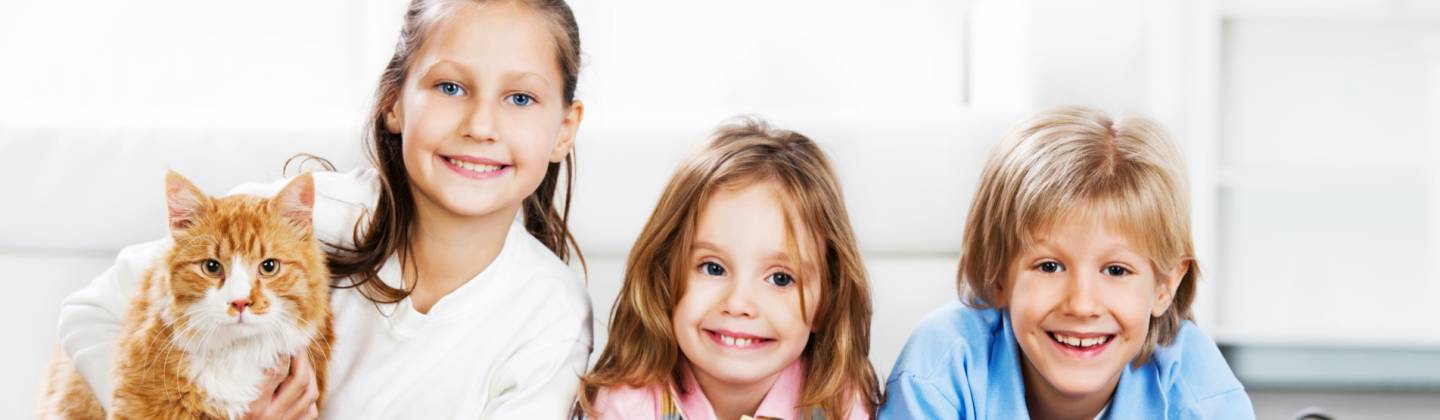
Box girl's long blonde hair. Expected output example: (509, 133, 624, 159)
(579, 118, 879, 419)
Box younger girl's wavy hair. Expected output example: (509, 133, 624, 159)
(579, 118, 879, 418)
(327, 0, 584, 303)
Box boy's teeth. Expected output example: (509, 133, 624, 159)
(1054, 333, 1108, 348)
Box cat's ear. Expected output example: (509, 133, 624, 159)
(271, 172, 316, 235)
(165, 170, 208, 233)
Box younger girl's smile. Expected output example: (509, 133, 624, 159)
(703, 328, 777, 350)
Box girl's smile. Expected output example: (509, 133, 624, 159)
(439, 154, 511, 180)
(673, 180, 820, 387)
(702, 328, 777, 350)
(389, 2, 581, 221)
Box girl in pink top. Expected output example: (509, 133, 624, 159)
(577, 119, 879, 420)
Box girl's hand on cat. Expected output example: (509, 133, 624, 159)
(245, 355, 320, 420)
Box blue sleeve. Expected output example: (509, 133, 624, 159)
(1184, 387, 1255, 420)
(878, 371, 963, 420)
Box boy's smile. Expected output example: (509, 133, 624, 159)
(1002, 207, 1184, 417)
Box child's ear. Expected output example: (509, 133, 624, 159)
(1151, 260, 1188, 317)
(384, 100, 403, 134)
(548, 100, 584, 163)
(165, 170, 208, 233)
(271, 173, 316, 237)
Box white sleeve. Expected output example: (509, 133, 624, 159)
(482, 290, 594, 419)
(56, 238, 170, 410)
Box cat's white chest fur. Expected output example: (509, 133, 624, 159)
(178, 300, 314, 419)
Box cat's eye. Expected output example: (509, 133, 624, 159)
(201, 259, 223, 277)
(259, 259, 280, 276)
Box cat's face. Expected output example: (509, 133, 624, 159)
(161, 172, 327, 348)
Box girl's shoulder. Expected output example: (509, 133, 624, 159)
(587, 384, 664, 420)
(226, 168, 381, 248)
(500, 220, 587, 302)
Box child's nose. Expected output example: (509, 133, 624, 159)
(461, 100, 499, 143)
(1061, 273, 1103, 318)
(720, 282, 757, 318)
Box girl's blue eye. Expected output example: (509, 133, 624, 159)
(1104, 265, 1131, 277)
(766, 272, 795, 287)
(700, 262, 726, 277)
(1038, 261, 1063, 273)
(506, 93, 535, 107)
(437, 82, 465, 96)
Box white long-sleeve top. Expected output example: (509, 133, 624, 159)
(57, 168, 593, 419)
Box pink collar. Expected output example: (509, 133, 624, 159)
(673, 359, 806, 420)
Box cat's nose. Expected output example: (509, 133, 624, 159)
(230, 299, 252, 313)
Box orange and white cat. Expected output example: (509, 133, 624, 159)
(44, 171, 334, 419)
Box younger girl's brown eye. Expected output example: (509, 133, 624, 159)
(202, 259, 223, 276)
(259, 259, 280, 276)
(1104, 265, 1131, 277)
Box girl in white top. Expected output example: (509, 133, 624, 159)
(56, 0, 591, 418)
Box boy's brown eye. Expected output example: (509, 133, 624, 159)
(1104, 265, 1130, 276)
(1038, 261, 1062, 273)
(259, 259, 280, 276)
(201, 259, 223, 276)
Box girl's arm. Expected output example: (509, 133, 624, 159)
(56, 238, 169, 410)
(482, 279, 593, 419)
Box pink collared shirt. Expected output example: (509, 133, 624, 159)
(589, 360, 870, 420)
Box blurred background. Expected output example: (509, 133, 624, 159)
(2, 0, 1438, 418)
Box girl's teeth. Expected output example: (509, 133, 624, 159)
(447, 158, 501, 173)
(718, 334, 760, 348)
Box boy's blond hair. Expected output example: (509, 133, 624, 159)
(959, 106, 1198, 364)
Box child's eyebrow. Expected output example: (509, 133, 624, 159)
(415, 60, 463, 79)
(762, 251, 803, 268)
(501, 70, 551, 87)
(692, 241, 725, 256)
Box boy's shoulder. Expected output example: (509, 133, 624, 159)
(1144, 321, 1255, 417)
(891, 301, 1004, 378)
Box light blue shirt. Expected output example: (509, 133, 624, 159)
(878, 301, 1255, 419)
